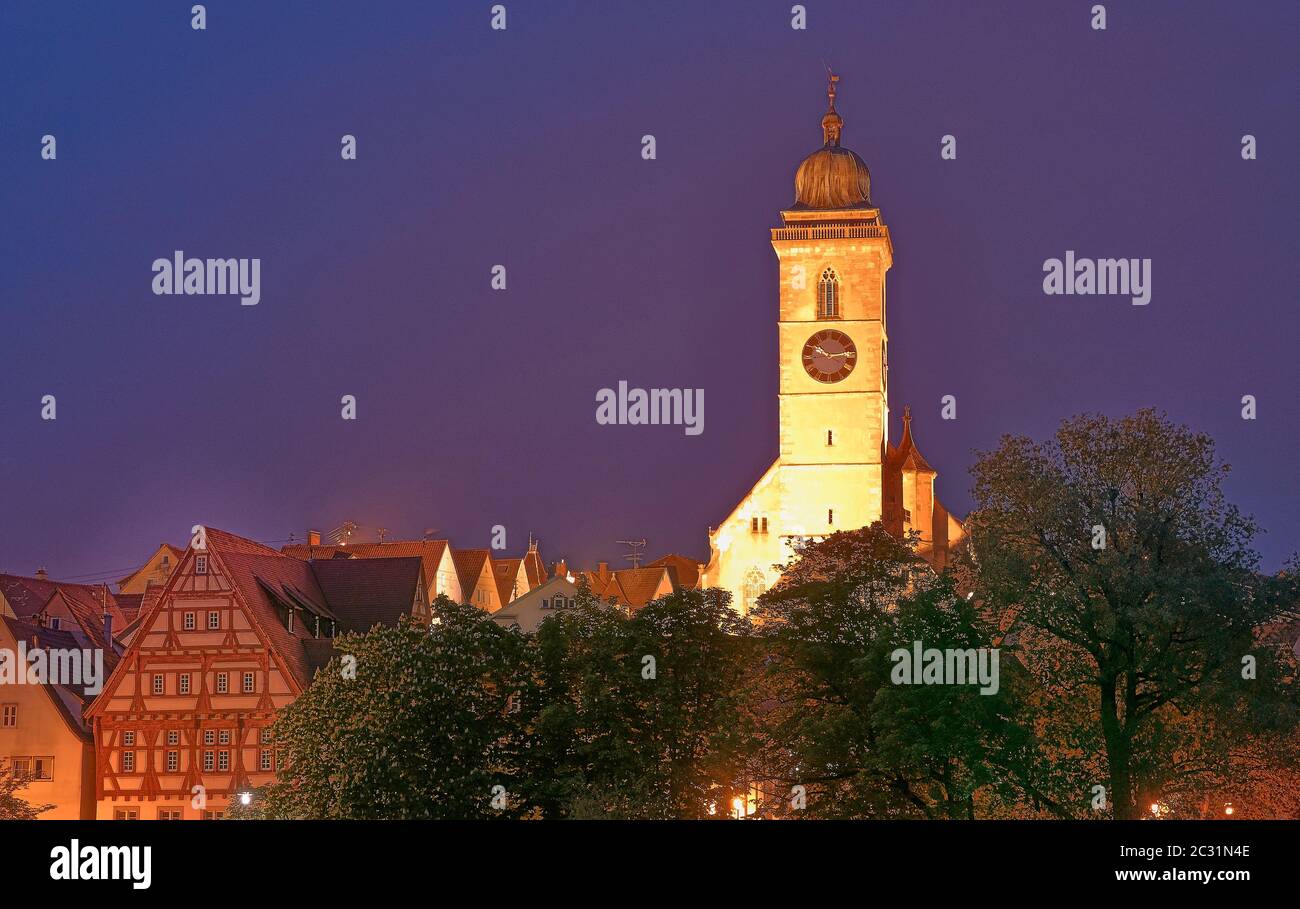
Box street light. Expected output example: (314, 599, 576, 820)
(239, 791, 252, 807)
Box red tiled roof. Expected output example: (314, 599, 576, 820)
(309, 556, 423, 634)
(283, 539, 449, 597)
(209, 531, 426, 690)
(522, 548, 546, 588)
(450, 549, 491, 601)
(610, 567, 671, 610)
(493, 558, 522, 605)
(647, 554, 702, 590)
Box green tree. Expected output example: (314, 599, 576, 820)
(230, 597, 538, 819)
(0, 760, 53, 820)
(963, 409, 1299, 818)
(752, 525, 1043, 818)
(530, 587, 758, 818)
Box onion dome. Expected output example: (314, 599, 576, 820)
(793, 72, 872, 209)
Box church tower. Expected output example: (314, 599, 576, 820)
(702, 74, 962, 614)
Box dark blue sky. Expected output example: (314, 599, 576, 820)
(1, 0, 1297, 584)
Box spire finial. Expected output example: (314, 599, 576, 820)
(903, 404, 912, 425)
(820, 69, 843, 147)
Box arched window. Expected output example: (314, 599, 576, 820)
(742, 569, 767, 617)
(818, 268, 840, 318)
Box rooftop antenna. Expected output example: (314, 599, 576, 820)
(331, 521, 359, 546)
(422, 527, 439, 541)
(617, 539, 647, 569)
(377, 527, 389, 544)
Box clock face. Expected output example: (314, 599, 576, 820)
(802, 329, 857, 383)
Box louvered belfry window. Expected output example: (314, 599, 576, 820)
(818, 268, 840, 318)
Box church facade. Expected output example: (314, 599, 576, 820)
(701, 76, 963, 614)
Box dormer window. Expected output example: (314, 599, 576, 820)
(818, 268, 840, 318)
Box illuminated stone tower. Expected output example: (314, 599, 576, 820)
(702, 74, 961, 614)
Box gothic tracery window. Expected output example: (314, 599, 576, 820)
(818, 268, 840, 318)
(742, 568, 767, 616)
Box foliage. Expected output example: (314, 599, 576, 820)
(962, 409, 1299, 818)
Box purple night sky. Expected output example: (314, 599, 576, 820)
(1, 1, 1297, 585)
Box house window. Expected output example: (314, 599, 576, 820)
(218, 730, 231, 745)
(203, 810, 223, 820)
(179, 673, 191, 695)
(204, 730, 216, 746)
(203, 751, 214, 772)
(32, 757, 53, 780)
(217, 751, 229, 772)
(818, 268, 840, 318)
(827, 429, 834, 446)
(167, 730, 180, 746)
(49, 617, 61, 630)
(1, 704, 16, 727)
(153, 674, 164, 695)
(243, 672, 255, 693)
(541, 598, 549, 609)
(260, 727, 272, 745)
(183, 612, 196, 630)
(166, 751, 179, 772)
(761, 517, 768, 533)
(207, 611, 220, 630)
(260, 749, 273, 771)
(121, 751, 135, 773)
(216, 673, 228, 694)
(123, 731, 136, 747)
(828, 509, 834, 525)
(114, 809, 139, 820)
(554, 595, 566, 609)
(195, 555, 207, 575)
(751, 517, 759, 533)
(159, 808, 182, 820)
(11, 758, 31, 779)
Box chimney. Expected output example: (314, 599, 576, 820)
(307, 529, 321, 547)
(103, 612, 114, 644)
(597, 561, 609, 581)
(553, 559, 568, 579)
(35, 567, 48, 580)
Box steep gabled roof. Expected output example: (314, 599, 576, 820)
(0, 614, 97, 738)
(522, 547, 546, 588)
(493, 558, 523, 605)
(208, 530, 427, 690)
(116, 543, 185, 589)
(451, 549, 491, 600)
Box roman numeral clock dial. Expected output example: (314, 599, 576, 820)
(802, 329, 857, 383)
